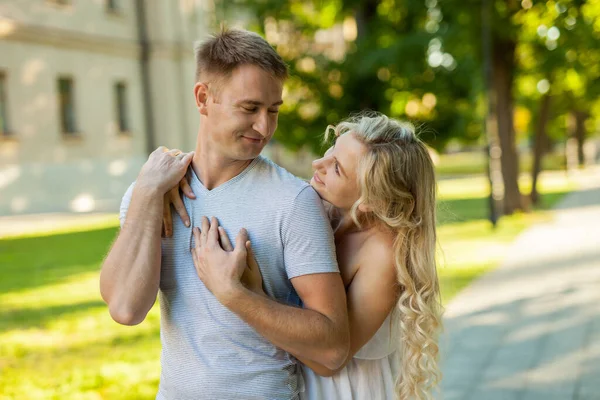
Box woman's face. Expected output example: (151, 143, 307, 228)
(310, 131, 367, 211)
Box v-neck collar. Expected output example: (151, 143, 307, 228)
(188, 156, 262, 196)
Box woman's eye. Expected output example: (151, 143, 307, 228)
(334, 161, 340, 175)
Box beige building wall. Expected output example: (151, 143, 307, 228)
(0, 0, 209, 215)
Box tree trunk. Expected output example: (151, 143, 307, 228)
(530, 94, 552, 206)
(492, 38, 523, 214)
(354, 0, 379, 111)
(574, 110, 587, 167)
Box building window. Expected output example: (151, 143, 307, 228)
(114, 82, 129, 133)
(57, 77, 77, 135)
(0, 72, 10, 137)
(106, 0, 118, 12)
(47, 0, 71, 5)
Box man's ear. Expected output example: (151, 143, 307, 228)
(194, 82, 209, 116)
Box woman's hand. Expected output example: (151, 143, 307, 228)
(161, 148, 196, 237)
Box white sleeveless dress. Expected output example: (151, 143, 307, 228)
(300, 313, 400, 400)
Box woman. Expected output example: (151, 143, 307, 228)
(166, 112, 442, 399)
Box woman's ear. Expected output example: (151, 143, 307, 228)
(194, 83, 209, 116)
(357, 203, 373, 213)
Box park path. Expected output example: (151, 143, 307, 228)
(439, 166, 600, 400)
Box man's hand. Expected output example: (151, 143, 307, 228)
(191, 216, 250, 303)
(136, 146, 194, 196)
(163, 173, 196, 237)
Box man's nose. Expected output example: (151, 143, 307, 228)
(252, 111, 270, 137)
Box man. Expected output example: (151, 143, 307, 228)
(99, 29, 349, 399)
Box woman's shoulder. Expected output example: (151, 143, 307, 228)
(356, 229, 396, 276)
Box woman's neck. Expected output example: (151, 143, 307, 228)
(333, 209, 376, 237)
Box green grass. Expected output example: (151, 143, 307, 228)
(436, 150, 566, 176)
(0, 228, 161, 400)
(0, 170, 577, 399)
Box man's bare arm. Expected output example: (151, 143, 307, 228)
(99, 185, 164, 325)
(222, 274, 349, 370)
(191, 218, 350, 370)
(99, 148, 194, 325)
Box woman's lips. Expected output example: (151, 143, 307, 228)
(313, 173, 324, 184)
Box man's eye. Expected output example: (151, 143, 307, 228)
(244, 107, 258, 113)
(268, 109, 279, 114)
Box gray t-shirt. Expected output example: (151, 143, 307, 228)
(119, 156, 338, 400)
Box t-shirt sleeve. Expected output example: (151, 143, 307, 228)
(119, 181, 136, 229)
(282, 185, 339, 279)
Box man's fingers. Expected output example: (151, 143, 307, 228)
(163, 197, 173, 237)
(180, 151, 195, 166)
(166, 148, 182, 156)
(190, 233, 201, 275)
(234, 228, 248, 253)
(192, 227, 202, 250)
(201, 216, 210, 245)
(208, 217, 220, 245)
(246, 240, 254, 261)
(219, 227, 234, 251)
(180, 177, 196, 199)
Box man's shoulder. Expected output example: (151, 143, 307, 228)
(253, 156, 312, 197)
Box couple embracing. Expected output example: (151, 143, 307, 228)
(100, 28, 442, 400)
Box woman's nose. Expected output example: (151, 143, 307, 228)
(312, 157, 325, 171)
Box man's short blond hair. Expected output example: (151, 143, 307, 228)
(194, 28, 288, 90)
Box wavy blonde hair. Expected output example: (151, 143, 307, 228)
(326, 112, 443, 399)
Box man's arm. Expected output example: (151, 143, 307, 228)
(99, 147, 194, 325)
(99, 184, 164, 325)
(293, 242, 399, 376)
(193, 203, 349, 370)
(221, 273, 349, 370)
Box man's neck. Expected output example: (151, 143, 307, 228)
(191, 144, 254, 191)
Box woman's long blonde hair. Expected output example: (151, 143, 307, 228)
(327, 112, 443, 399)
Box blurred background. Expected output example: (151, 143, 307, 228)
(1, 0, 599, 399)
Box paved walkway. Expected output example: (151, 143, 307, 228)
(440, 167, 600, 400)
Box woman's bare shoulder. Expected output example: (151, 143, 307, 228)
(356, 230, 396, 275)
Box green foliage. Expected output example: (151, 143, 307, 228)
(212, 0, 600, 154)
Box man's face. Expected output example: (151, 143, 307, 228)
(199, 64, 283, 161)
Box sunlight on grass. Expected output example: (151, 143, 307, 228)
(436, 170, 576, 305)
(0, 169, 578, 399)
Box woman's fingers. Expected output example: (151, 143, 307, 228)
(169, 187, 190, 227)
(179, 177, 196, 199)
(218, 227, 234, 251)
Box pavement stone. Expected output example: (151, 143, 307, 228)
(439, 166, 600, 400)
